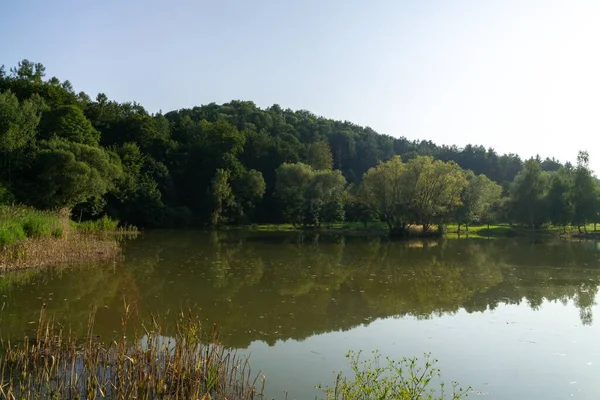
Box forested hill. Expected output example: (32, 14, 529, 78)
(0, 60, 567, 228)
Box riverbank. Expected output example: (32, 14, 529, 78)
(232, 222, 600, 240)
(0, 206, 135, 271)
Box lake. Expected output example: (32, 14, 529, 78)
(1, 231, 599, 399)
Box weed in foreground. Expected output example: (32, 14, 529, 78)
(317, 350, 470, 400)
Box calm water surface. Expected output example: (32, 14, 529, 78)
(1, 231, 600, 399)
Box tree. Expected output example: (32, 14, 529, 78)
(508, 159, 548, 228)
(546, 168, 573, 233)
(456, 171, 502, 232)
(233, 169, 266, 221)
(360, 156, 411, 235)
(406, 156, 468, 232)
(210, 169, 235, 226)
(20, 139, 122, 210)
(275, 163, 346, 226)
(40, 105, 100, 146)
(0, 91, 44, 182)
(571, 151, 597, 233)
(305, 169, 347, 226)
(306, 141, 333, 170)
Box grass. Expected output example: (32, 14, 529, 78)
(0, 305, 264, 400)
(243, 221, 600, 241)
(74, 215, 138, 235)
(0, 206, 65, 246)
(0, 206, 130, 271)
(0, 235, 120, 272)
(0, 306, 469, 400)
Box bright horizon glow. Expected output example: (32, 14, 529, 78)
(1, 0, 599, 173)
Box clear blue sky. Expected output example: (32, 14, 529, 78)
(2, 0, 600, 172)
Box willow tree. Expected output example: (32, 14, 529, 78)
(508, 159, 548, 228)
(455, 171, 503, 232)
(275, 162, 346, 226)
(360, 156, 412, 235)
(406, 156, 468, 232)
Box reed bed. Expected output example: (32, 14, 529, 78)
(0, 206, 134, 271)
(0, 305, 265, 400)
(0, 235, 120, 272)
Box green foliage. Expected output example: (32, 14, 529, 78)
(75, 215, 120, 233)
(276, 162, 315, 225)
(40, 104, 100, 146)
(22, 139, 122, 210)
(456, 172, 502, 230)
(360, 156, 468, 235)
(0, 206, 64, 245)
(546, 167, 573, 230)
(318, 351, 470, 400)
(211, 169, 235, 226)
(0, 221, 27, 246)
(276, 163, 347, 226)
(0, 90, 42, 153)
(0, 182, 15, 205)
(1, 59, 599, 231)
(307, 140, 334, 170)
(571, 151, 597, 231)
(508, 159, 548, 228)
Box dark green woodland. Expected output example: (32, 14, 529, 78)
(1, 60, 598, 233)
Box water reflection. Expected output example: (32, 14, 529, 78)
(1, 232, 599, 348)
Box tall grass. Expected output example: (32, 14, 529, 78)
(0, 235, 120, 272)
(74, 215, 138, 235)
(0, 206, 64, 246)
(0, 206, 135, 271)
(0, 305, 264, 400)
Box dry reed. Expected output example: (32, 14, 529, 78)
(0, 304, 265, 400)
(0, 234, 120, 272)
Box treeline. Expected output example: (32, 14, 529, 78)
(0, 59, 594, 229)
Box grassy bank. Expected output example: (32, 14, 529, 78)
(239, 221, 600, 240)
(0, 206, 134, 271)
(0, 306, 469, 400)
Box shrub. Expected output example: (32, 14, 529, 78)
(318, 350, 470, 400)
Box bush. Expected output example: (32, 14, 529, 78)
(318, 351, 470, 400)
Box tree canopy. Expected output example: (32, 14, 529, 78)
(0, 59, 598, 232)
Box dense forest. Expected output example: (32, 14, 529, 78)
(1, 60, 598, 232)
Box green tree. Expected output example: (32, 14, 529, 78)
(21, 139, 121, 210)
(508, 159, 548, 228)
(571, 151, 597, 233)
(233, 169, 266, 222)
(275, 163, 314, 226)
(546, 168, 573, 232)
(306, 141, 334, 170)
(456, 171, 502, 232)
(306, 169, 347, 226)
(360, 156, 411, 235)
(40, 105, 100, 146)
(406, 156, 468, 232)
(0, 91, 44, 184)
(211, 169, 235, 226)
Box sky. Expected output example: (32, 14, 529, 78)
(2, 0, 600, 172)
